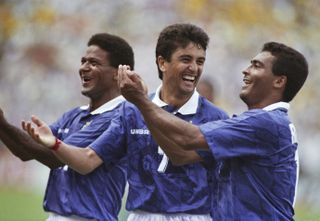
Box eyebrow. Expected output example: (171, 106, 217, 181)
(81, 57, 104, 64)
(251, 59, 264, 67)
(178, 54, 206, 61)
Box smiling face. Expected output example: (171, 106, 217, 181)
(240, 51, 285, 109)
(79, 45, 117, 100)
(159, 42, 206, 99)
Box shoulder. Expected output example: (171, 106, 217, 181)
(238, 109, 286, 130)
(118, 101, 144, 121)
(59, 106, 86, 119)
(198, 96, 229, 119)
(121, 93, 154, 113)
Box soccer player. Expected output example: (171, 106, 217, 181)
(0, 33, 134, 221)
(197, 78, 215, 103)
(23, 23, 229, 221)
(117, 41, 309, 221)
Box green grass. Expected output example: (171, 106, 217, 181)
(294, 204, 320, 221)
(0, 187, 319, 221)
(0, 188, 46, 221)
(0, 187, 129, 221)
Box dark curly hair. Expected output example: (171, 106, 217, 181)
(88, 33, 134, 70)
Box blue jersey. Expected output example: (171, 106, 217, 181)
(91, 88, 228, 215)
(46, 96, 126, 221)
(199, 102, 298, 221)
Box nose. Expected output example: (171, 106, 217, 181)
(188, 61, 197, 72)
(242, 66, 250, 75)
(80, 61, 90, 72)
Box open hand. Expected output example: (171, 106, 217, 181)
(21, 115, 56, 148)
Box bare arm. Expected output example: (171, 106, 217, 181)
(118, 65, 209, 155)
(151, 125, 203, 165)
(0, 108, 63, 168)
(22, 115, 103, 175)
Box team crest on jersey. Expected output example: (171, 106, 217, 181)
(82, 120, 92, 129)
(130, 129, 150, 135)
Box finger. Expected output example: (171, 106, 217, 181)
(124, 65, 130, 70)
(25, 121, 33, 136)
(31, 115, 44, 127)
(21, 120, 27, 131)
(29, 125, 41, 142)
(30, 127, 38, 141)
(119, 67, 131, 87)
(129, 71, 141, 83)
(118, 65, 125, 87)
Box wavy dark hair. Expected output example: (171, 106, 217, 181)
(155, 23, 209, 79)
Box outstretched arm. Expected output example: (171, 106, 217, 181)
(22, 115, 103, 175)
(0, 108, 63, 168)
(118, 65, 209, 165)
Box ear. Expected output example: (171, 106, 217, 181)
(157, 56, 166, 72)
(113, 68, 118, 81)
(274, 75, 287, 89)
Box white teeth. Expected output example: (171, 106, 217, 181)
(183, 75, 195, 81)
(82, 76, 91, 82)
(243, 78, 251, 84)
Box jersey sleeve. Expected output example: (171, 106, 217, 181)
(50, 116, 64, 136)
(199, 110, 279, 160)
(49, 108, 79, 137)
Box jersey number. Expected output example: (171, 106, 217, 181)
(289, 123, 298, 144)
(289, 123, 299, 206)
(157, 146, 169, 173)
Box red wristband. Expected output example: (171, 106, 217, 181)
(50, 138, 61, 151)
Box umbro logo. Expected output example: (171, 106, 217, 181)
(130, 129, 150, 135)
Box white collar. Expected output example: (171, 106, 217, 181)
(263, 102, 290, 111)
(80, 95, 125, 115)
(152, 84, 199, 115)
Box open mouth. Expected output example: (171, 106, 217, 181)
(182, 75, 196, 83)
(243, 77, 251, 85)
(81, 76, 93, 85)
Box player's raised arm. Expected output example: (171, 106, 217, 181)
(22, 115, 103, 175)
(118, 65, 209, 154)
(0, 107, 63, 168)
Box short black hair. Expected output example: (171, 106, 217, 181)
(155, 23, 209, 79)
(88, 33, 134, 70)
(262, 42, 308, 102)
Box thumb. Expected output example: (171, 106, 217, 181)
(31, 115, 45, 127)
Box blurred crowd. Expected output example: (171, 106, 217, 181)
(1, 0, 320, 211)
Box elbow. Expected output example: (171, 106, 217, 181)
(12, 152, 33, 162)
(19, 156, 32, 162)
(75, 148, 101, 175)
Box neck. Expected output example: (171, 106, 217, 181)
(89, 91, 120, 111)
(247, 99, 283, 110)
(160, 88, 192, 109)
